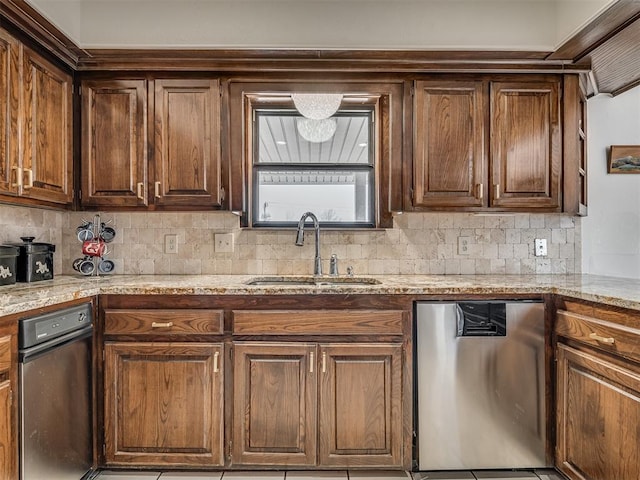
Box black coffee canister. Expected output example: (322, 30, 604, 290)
(10, 237, 55, 282)
(0, 245, 19, 286)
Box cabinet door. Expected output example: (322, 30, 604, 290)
(232, 342, 317, 466)
(319, 343, 403, 467)
(556, 344, 640, 480)
(21, 47, 73, 205)
(0, 29, 20, 197)
(563, 74, 587, 216)
(154, 79, 223, 207)
(414, 81, 486, 208)
(491, 81, 561, 209)
(0, 380, 12, 480)
(81, 80, 148, 207)
(0, 333, 16, 480)
(104, 342, 224, 467)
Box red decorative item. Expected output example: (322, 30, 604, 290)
(82, 239, 106, 257)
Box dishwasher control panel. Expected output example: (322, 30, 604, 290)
(19, 303, 93, 349)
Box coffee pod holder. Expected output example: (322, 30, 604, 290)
(72, 213, 116, 276)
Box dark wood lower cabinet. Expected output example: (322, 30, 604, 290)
(0, 332, 16, 480)
(556, 344, 640, 480)
(232, 341, 403, 468)
(0, 375, 13, 480)
(232, 342, 317, 466)
(319, 343, 403, 467)
(104, 342, 224, 467)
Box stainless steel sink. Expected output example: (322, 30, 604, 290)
(245, 276, 381, 286)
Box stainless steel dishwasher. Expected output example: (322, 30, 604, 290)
(415, 300, 549, 471)
(18, 303, 94, 480)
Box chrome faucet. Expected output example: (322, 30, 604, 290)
(295, 211, 322, 276)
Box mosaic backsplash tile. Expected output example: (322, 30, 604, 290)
(56, 211, 581, 276)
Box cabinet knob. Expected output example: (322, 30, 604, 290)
(24, 168, 34, 188)
(213, 351, 220, 373)
(136, 182, 145, 200)
(11, 166, 22, 188)
(151, 321, 173, 328)
(589, 332, 615, 345)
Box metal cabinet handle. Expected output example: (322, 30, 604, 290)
(11, 166, 22, 188)
(477, 183, 484, 200)
(213, 351, 220, 373)
(589, 332, 615, 345)
(24, 168, 33, 188)
(137, 182, 145, 200)
(494, 184, 500, 200)
(154, 181, 162, 198)
(151, 321, 173, 328)
(310, 352, 314, 373)
(322, 352, 327, 373)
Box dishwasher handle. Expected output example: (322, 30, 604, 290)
(456, 302, 507, 337)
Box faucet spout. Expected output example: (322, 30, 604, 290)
(295, 212, 322, 276)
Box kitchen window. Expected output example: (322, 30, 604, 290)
(252, 108, 375, 228)
(229, 82, 404, 229)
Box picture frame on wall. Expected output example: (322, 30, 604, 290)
(608, 145, 640, 173)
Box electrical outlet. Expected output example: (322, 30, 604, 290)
(164, 234, 178, 254)
(215, 233, 234, 253)
(458, 236, 471, 255)
(534, 238, 547, 257)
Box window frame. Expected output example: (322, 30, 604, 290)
(227, 81, 404, 229)
(251, 107, 377, 228)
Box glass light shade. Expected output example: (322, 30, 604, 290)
(291, 93, 343, 120)
(296, 118, 337, 143)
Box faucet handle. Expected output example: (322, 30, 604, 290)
(346, 265, 354, 277)
(329, 254, 339, 276)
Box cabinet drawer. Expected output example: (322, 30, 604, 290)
(556, 309, 640, 363)
(232, 310, 404, 335)
(0, 335, 10, 373)
(104, 309, 224, 336)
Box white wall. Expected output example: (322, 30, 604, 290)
(25, 0, 566, 49)
(583, 88, 640, 279)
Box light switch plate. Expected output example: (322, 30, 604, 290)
(215, 233, 234, 253)
(534, 238, 547, 257)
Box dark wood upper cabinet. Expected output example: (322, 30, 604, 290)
(490, 80, 561, 210)
(81, 79, 148, 207)
(0, 29, 20, 198)
(413, 80, 486, 208)
(412, 76, 564, 212)
(20, 47, 73, 205)
(154, 79, 222, 207)
(0, 29, 72, 207)
(81, 77, 225, 210)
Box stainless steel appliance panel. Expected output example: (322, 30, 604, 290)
(19, 309, 93, 480)
(416, 301, 548, 470)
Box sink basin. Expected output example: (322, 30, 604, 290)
(245, 276, 382, 286)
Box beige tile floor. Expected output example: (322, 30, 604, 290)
(94, 471, 411, 480)
(94, 470, 565, 480)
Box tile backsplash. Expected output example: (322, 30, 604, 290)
(0, 204, 65, 274)
(56, 211, 581, 276)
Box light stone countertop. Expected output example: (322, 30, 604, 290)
(1, 273, 640, 318)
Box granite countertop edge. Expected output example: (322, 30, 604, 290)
(1, 273, 639, 318)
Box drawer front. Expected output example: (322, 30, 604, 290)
(104, 309, 224, 336)
(0, 335, 10, 373)
(556, 309, 640, 363)
(232, 310, 404, 335)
